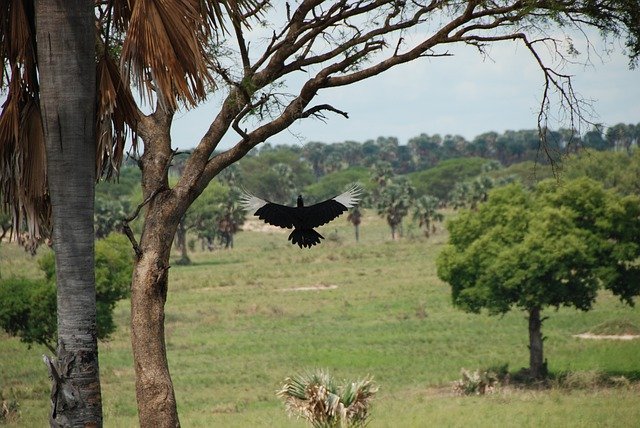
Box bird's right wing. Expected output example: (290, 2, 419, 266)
(302, 185, 362, 228)
(240, 191, 297, 229)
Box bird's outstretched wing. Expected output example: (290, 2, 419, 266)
(240, 185, 362, 229)
(240, 191, 298, 229)
(301, 185, 362, 228)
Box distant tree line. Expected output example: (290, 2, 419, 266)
(227, 122, 639, 181)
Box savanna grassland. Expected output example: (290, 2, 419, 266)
(1, 211, 639, 427)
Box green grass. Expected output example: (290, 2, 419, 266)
(1, 210, 640, 426)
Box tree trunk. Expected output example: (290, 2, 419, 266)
(528, 307, 546, 379)
(131, 200, 181, 427)
(35, 1, 102, 425)
(129, 124, 182, 427)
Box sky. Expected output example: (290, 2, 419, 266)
(170, 28, 640, 151)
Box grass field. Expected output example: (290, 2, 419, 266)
(1, 211, 639, 426)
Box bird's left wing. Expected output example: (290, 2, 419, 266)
(302, 185, 362, 228)
(240, 191, 297, 229)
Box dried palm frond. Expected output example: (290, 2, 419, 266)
(0, 0, 47, 247)
(96, 53, 140, 179)
(0, 75, 49, 246)
(1, 0, 38, 91)
(115, 0, 264, 110)
(120, 0, 214, 110)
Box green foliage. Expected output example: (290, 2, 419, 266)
(409, 157, 492, 200)
(95, 165, 141, 238)
(564, 150, 640, 196)
(0, 234, 133, 349)
(180, 181, 246, 253)
(303, 167, 371, 205)
(438, 179, 640, 316)
(412, 195, 443, 237)
(374, 176, 415, 239)
(277, 370, 377, 428)
(0, 278, 56, 351)
(238, 147, 314, 203)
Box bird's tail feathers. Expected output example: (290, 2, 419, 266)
(333, 184, 362, 208)
(288, 228, 324, 248)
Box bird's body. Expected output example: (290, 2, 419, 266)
(241, 185, 361, 248)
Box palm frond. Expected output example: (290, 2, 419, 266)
(277, 370, 378, 428)
(96, 53, 140, 179)
(0, 75, 49, 247)
(1, 0, 38, 91)
(120, 0, 214, 110)
(116, 0, 265, 110)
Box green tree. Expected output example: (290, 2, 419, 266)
(176, 181, 230, 263)
(437, 179, 640, 379)
(375, 177, 414, 240)
(412, 195, 443, 237)
(409, 157, 492, 201)
(0, 234, 133, 354)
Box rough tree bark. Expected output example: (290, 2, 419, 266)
(127, 110, 184, 427)
(35, 0, 102, 425)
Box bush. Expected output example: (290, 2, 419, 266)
(452, 364, 509, 396)
(277, 369, 378, 428)
(0, 278, 56, 351)
(0, 233, 133, 350)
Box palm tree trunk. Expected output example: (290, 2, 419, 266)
(528, 307, 545, 379)
(35, 0, 102, 425)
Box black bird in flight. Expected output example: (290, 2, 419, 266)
(241, 185, 362, 248)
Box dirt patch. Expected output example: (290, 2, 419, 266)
(573, 333, 640, 340)
(281, 284, 338, 292)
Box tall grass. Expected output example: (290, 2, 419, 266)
(1, 210, 639, 426)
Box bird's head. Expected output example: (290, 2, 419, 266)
(297, 195, 304, 208)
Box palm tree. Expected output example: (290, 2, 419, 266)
(412, 195, 443, 238)
(375, 178, 414, 240)
(1, 1, 101, 425)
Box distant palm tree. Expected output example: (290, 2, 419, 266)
(375, 178, 414, 240)
(412, 195, 444, 237)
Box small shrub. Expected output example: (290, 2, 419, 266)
(277, 369, 378, 428)
(0, 233, 133, 350)
(452, 364, 508, 396)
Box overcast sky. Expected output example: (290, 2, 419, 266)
(170, 29, 640, 151)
